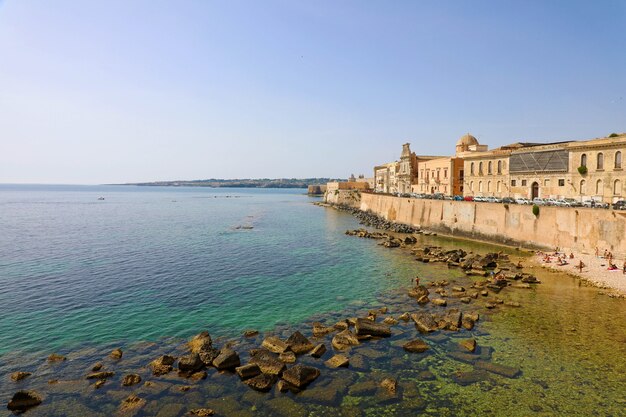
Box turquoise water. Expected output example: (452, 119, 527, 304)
(0, 185, 418, 356)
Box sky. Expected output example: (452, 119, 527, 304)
(0, 0, 625, 184)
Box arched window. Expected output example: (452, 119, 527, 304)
(497, 181, 501, 192)
(470, 163, 474, 175)
(581, 154, 587, 167)
(580, 180, 586, 195)
(487, 181, 491, 192)
(479, 162, 483, 175)
(497, 160, 502, 174)
(470, 181, 474, 191)
(615, 151, 622, 169)
(614, 179, 621, 195)
(596, 179, 603, 195)
(488, 161, 492, 174)
(479, 181, 483, 192)
(597, 153, 604, 170)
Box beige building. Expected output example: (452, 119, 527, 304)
(463, 133, 626, 203)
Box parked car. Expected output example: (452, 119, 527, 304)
(544, 198, 559, 206)
(474, 196, 486, 202)
(515, 197, 531, 205)
(501, 197, 516, 204)
(432, 193, 445, 200)
(613, 200, 626, 210)
(560, 198, 583, 207)
(464, 196, 474, 202)
(583, 199, 609, 209)
(453, 195, 464, 201)
(443, 195, 454, 200)
(532, 198, 546, 206)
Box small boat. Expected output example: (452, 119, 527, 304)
(98, 197, 105, 201)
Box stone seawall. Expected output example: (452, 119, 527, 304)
(360, 193, 626, 257)
(324, 189, 362, 207)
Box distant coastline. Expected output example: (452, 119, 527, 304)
(117, 178, 340, 189)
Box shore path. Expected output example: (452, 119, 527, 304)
(532, 250, 626, 297)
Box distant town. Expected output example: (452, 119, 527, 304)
(123, 178, 342, 189)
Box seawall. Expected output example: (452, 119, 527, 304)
(360, 193, 626, 257)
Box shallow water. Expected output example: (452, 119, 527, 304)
(1, 185, 625, 416)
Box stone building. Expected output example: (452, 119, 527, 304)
(374, 143, 443, 194)
(374, 161, 400, 194)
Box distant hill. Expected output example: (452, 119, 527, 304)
(121, 178, 342, 189)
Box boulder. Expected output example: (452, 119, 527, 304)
(398, 312, 411, 322)
(411, 313, 438, 333)
(262, 336, 290, 354)
(310, 343, 327, 358)
(178, 353, 204, 373)
(459, 339, 477, 353)
(122, 373, 142, 386)
(282, 365, 320, 389)
(354, 318, 391, 337)
(10, 372, 31, 382)
(408, 285, 429, 299)
(110, 348, 123, 360)
(383, 316, 398, 325)
(431, 298, 447, 306)
(276, 379, 301, 394)
(461, 317, 475, 330)
(190, 371, 207, 380)
(286, 331, 314, 354)
(445, 309, 462, 328)
(119, 394, 145, 413)
(279, 351, 296, 363)
(212, 349, 240, 370)
(190, 409, 215, 416)
(243, 373, 276, 392)
(243, 330, 259, 338)
(331, 329, 360, 350)
(333, 321, 349, 330)
(235, 364, 261, 380)
(47, 353, 66, 362)
(325, 354, 349, 368)
(150, 355, 176, 376)
(7, 390, 42, 412)
(86, 371, 115, 379)
(312, 323, 336, 337)
(249, 349, 286, 376)
(188, 331, 213, 353)
(380, 378, 397, 394)
(199, 347, 221, 366)
(92, 362, 103, 371)
(403, 339, 430, 353)
(94, 380, 105, 389)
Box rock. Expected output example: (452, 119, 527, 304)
(465, 311, 480, 322)
(310, 343, 327, 358)
(348, 380, 378, 396)
(178, 353, 204, 373)
(243, 330, 259, 338)
(236, 364, 261, 380)
(190, 371, 207, 381)
(383, 316, 398, 325)
(120, 394, 146, 413)
(411, 313, 438, 333)
(312, 323, 336, 337)
(408, 285, 429, 299)
(190, 409, 215, 416)
(188, 331, 213, 353)
(151, 355, 176, 376)
(10, 372, 32, 382)
(451, 370, 490, 386)
(332, 329, 360, 350)
(212, 349, 240, 370)
(261, 336, 290, 354)
(504, 301, 521, 307)
(110, 348, 123, 360)
(94, 380, 105, 389)
(281, 365, 320, 389)
(354, 318, 391, 337)
(459, 339, 477, 352)
(86, 371, 115, 379)
(475, 360, 521, 378)
(417, 295, 430, 305)
(461, 317, 475, 330)
(47, 353, 66, 362)
(445, 309, 462, 328)
(398, 312, 411, 322)
(286, 331, 314, 354)
(325, 354, 349, 368)
(276, 379, 301, 394)
(198, 347, 220, 366)
(249, 349, 286, 376)
(431, 298, 447, 306)
(403, 339, 429, 353)
(243, 373, 276, 392)
(122, 373, 142, 386)
(380, 378, 397, 394)
(485, 302, 496, 309)
(91, 362, 103, 371)
(279, 351, 296, 363)
(334, 321, 349, 330)
(7, 390, 42, 412)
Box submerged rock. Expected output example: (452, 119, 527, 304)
(236, 364, 261, 380)
(262, 336, 290, 354)
(459, 339, 477, 353)
(354, 318, 391, 337)
(47, 353, 66, 362)
(150, 355, 176, 376)
(282, 365, 320, 388)
(331, 329, 360, 350)
(403, 339, 429, 353)
(451, 369, 490, 386)
(243, 373, 276, 392)
(122, 373, 142, 386)
(475, 360, 521, 378)
(310, 343, 327, 358)
(110, 348, 123, 360)
(249, 349, 286, 376)
(7, 390, 42, 412)
(190, 408, 215, 416)
(86, 371, 115, 379)
(411, 313, 438, 333)
(286, 331, 314, 354)
(380, 377, 397, 394)
(10, 372, 31, 382)
(279, 351, 297, 363)
(178, 353, 204, 373)
(325, 354, 349, 368)
(213, 349, 240, 370)
(243, 330, 259, 338)
(119, 394, 146, 413)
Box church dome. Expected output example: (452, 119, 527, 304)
(456, 134, 479, 147)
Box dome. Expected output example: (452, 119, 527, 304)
(456, 133, 479, 147)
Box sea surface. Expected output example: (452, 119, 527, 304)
(1, 185, 625, 416)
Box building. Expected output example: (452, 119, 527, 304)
(374, 162, 399, 194)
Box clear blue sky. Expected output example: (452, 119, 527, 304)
(1, 0, 624, 184)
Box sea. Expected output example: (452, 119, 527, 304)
(0, 185, 625, 416)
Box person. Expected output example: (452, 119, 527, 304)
(609, 263, 618, 271)
(623, 260, 626, 275)
(608, 252, 613, 264)
(569, 252, 574, 259)
(516, 260, 523, 269)
(578, 260, 585, 272)
(604, 249, 608, 259)
(595, 247, 599, 257)
(415, 276, 420, 287)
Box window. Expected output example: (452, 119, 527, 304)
(479, 181, 483, 192)
(487, 181, 491, 192)
(616, 151, 622, 169)
(460, 169, 464, 180)
(597, 153, 604, 170)
(558, 179, 565, 186)
(488, 161, 492, 175)
(511, 180, 516, 186)
(444, 169, 448, 179)
(581, 154, 587, 167)
(479, 162, 483, 175)
(596, 179, 603, 195)
(580, 180, 586, 194)
(544, 179, 550, 186)
(497, 160, 502, 174)
(521, 179, 527, 186)
(614, 180, 622, 195)
(470, 181, 474, 191)
(497, 181, 501, 192)
(470, 163, 474, 175)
